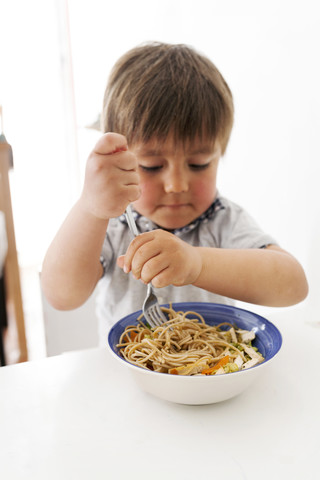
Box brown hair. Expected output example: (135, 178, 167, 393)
(101, 42, 234, 154)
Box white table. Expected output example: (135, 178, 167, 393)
(0, 306, 319, 480)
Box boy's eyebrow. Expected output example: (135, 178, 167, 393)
(137, 146, 215, 157)
(138, 149, 164, 157)
(188, 147, 214, 155)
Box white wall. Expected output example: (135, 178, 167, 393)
(0, 0, 80, 266)
(41, 286, 99, 356)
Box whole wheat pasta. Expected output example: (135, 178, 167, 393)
(117, 306, 264, 376)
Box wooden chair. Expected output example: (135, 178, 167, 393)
(0, 110, 28, 364)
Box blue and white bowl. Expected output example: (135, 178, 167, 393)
(107, 302, 282, 405)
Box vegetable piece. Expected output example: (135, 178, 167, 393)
(223, 362, 239, 373)
(241, 344, 264, 360)
(201, 355, 230, 375)
(242, 357, 262, 369)
(169, 358, 210, 376)
(234, 355, 244, 368)
(229, 327, 237, 343)
(236, 329, 255, 343)
(214, 367, 225, 375)
(130, 331, 138, 341)
(170, 368, 179, 375)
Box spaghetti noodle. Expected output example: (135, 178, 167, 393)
(117, 306, 264, 375)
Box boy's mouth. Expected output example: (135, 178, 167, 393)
(160, 203, 190, 208)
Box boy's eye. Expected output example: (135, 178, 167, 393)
(189, 163, 210, 170)
(139, 165, 163, 172)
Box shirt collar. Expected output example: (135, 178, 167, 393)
(118, 197, 225, 235)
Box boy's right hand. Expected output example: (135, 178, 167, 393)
(80, 132, 140, 220)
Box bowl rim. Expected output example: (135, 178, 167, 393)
(107, 302, 283, 379)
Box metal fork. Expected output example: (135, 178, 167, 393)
(125, 204, 167, 328)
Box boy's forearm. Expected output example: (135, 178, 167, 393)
(193, 246, 308, 307)
(41, 200, 108, 310)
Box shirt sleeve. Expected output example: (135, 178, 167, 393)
(99, 235, 114, 275)
(99, 218, 131, 275)
(214, 197, 278, 249)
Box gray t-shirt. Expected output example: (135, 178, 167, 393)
(96, 195, 277, 345)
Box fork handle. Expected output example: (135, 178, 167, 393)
(125, 204, 139, 237)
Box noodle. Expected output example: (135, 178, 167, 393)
(117, 306, 264, 375)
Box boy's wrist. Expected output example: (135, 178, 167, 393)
(189, 246, 205, 287)
(76, 197, 110, 225)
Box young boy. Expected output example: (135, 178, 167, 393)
(41, 42, 308, 344)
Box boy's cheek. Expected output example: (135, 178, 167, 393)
(193, 176, 217, 200)
(138, 180, 156, 197)
(192, 181, 217, 203)
(133, 182, 157, 211)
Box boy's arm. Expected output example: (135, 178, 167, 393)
(119, 230, 308, 307)
(41, 202, 107, 310)
(193, 244, 308, 307)
(41, 133, 140, 310)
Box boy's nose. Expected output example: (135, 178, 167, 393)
(163, 168, 189, 193)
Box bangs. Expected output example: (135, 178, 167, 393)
(129, 78, 226, 147)
(102, 43, 234, 154)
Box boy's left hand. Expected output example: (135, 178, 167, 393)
(117, 229, 202, 288)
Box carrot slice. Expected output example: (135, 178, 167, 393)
(201, 355, 230, 375)
(130, 331, 138, 341)
(170, 368, 179, 375)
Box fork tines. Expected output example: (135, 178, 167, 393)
(144, 304, 167, 329)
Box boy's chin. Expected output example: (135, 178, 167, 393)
(135, 205, 200, 230)
(150, 215, 194, 231)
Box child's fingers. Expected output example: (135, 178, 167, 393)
(131, 243, 164, 280)
(122, 232, 156, 274)
(150, 268, 172, 289)
(139, 256, 170, 285)
(93, 132, 128, 156)
(117, 152, 138, 172)
(91, 133, 137, 173)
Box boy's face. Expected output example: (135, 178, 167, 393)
(131, 136, 221, 230)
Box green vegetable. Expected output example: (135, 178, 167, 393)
(223, 363, 239, 373)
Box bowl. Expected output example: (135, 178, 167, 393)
(107, 302, 282, 405)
